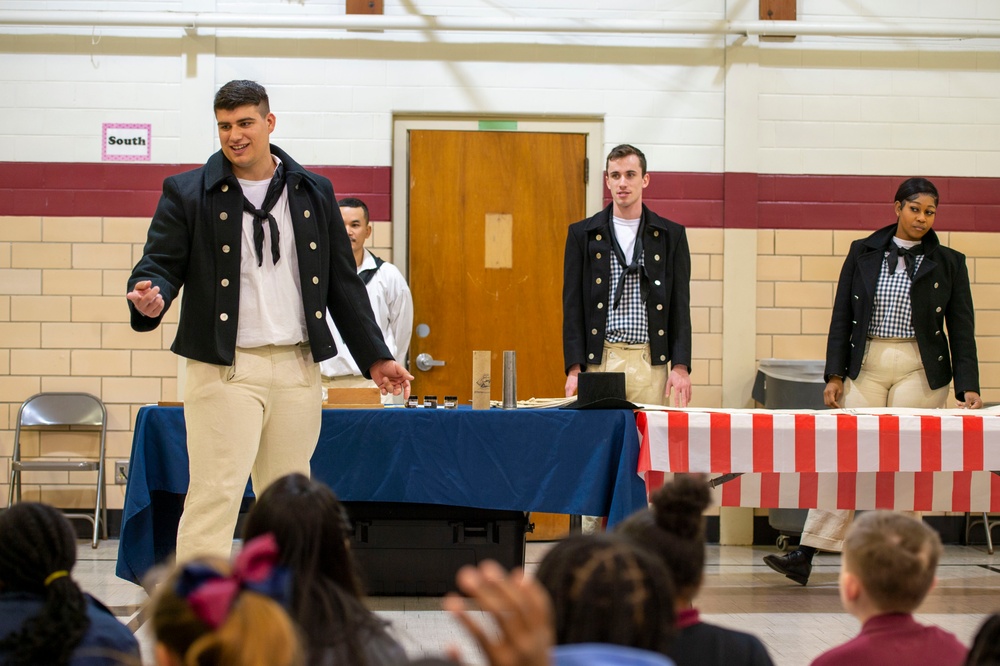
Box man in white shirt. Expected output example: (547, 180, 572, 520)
(126, 81, 412, 562)
(321, 198, 413, 402)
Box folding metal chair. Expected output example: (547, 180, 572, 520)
(7, 392, 108, 548)
(966, 512, 999, 555)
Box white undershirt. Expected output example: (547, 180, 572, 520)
(235, 158, 308, 348)
(612, 215, 641, 258)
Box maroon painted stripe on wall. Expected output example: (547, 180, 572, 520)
(0, 163, 393, 222)
(2, 162, 998, 232)
(638, 173, 1000, 232)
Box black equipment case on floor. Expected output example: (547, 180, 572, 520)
(342, 502, 530, 596)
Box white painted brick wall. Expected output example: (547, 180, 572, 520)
(1, 2, 999, 175)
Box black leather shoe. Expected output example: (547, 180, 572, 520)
(763, 549, 812, 585)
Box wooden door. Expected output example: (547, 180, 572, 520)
(408, 130, 587, 403)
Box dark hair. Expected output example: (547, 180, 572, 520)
(151, 555, 304, 666)
(214, 80, 271, 116)
(606, 144, 647, 175)
(535, 533, 676, 653)
(843, 511, 941, 614)
(243, 474, 390, 666)
(338, 197, 370, 224)
(0, 503, 90, 665)
(966, 613, 1000, 666)
(894, 177, 939, 206)
(617, 474, 711, 603)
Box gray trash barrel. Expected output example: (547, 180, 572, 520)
(751, 359, 829, 549)
(751, 359, 827, 410)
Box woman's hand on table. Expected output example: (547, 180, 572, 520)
(958, 391, 983, 409)
(823, 377, 844, 408)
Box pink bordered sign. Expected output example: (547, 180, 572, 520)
(102, 123, 151, 161)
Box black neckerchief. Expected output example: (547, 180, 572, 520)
(358, 254, 386, 285)
(886, 240, 924, 278)
(608, 213, 646, 310)
(241, 161, 286, 267)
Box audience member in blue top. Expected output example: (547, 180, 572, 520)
(0, 502, 140, 666)
(443, 558, 674, 666)
(535, 533, 676, 657)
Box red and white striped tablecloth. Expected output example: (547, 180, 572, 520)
(636, 409, 1000, 511)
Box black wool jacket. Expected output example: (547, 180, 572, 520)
(127, 145, 390, 372)
(563, 203, 692, 374)
(824, 223, 979, 400)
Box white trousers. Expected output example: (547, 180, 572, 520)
(800, 339, 948, 551)
(589, 342, 669, 406)
(176, 344, 322, 562)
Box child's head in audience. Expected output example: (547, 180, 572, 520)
(149, 534, 303, 666)
(243, 472, 362, 597)
(242, 473, 403, 666)
(966, 613, 1000, 666)
(534, 533, 675, 653)
(839, 511, 942, 619)
(0, 502, 92, 665)
(617, 473, 711, 607)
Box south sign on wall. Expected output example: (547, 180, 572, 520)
(102, 123, 151, 161)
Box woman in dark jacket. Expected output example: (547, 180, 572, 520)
(764, 177, 982, 586)
(822, 177, 980, 410)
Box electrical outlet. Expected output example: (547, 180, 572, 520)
(114, 460, 130, 485)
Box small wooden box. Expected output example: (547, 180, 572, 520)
(324, 387, 383, 409)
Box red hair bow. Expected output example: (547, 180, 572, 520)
(175, 532, 290, 629)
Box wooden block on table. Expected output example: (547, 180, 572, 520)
(157, 401, 184, 407)
(472, 350, 491, 410)
(322, 403, 385, 410)
(325, 387, 383, 408)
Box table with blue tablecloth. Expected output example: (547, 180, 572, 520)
(116, 405, 647, 584)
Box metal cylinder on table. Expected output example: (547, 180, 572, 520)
(502, 350, 517, 409)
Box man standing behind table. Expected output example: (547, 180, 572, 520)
(563, 143, 692, 407)
(126, 80, 412, 563)
(320, 198, 413, 403)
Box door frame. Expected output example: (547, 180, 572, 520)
(391, 115, 605, 278)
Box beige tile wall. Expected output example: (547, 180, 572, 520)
(2, 219, 994, 510)
(689, 228, 725, 408)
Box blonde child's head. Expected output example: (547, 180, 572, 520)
(841, 511, 941, 614)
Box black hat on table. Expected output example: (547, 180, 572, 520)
(561, 372, 638, 410)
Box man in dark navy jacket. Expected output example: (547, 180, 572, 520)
(126, 80, 412, 562)
(563, 144, 692, 407)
